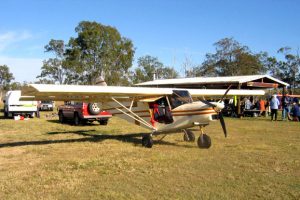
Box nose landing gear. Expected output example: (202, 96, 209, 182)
(197, 127, 211, 149)
(182, 127, 212, 149)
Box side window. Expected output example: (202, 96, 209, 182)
(170, 90, 193, 109)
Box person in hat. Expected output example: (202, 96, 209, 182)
(270, 94, 280, 121)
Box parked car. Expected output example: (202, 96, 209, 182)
(39, 100, 55, 111)
(58, 101, 112, 125)
(3, 90, 38, 118)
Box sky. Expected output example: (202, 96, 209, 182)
(0, 0, 300, 82)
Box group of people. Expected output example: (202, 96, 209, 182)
(279, 94, 300, 122)
(243, 95, 300, 121)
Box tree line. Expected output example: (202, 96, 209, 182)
(1, 21, 300, 94)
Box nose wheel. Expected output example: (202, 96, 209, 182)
(197, 134, 211, 148)
(197, 126, 211, 148)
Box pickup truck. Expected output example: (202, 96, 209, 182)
(58, 101, 112, 125)
(3, 90, 38, 118)
(39, 100, 55, 111)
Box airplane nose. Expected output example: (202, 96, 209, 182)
(212, 102, 225, 111)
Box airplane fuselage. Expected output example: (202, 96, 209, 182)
(105, 100, 218, 133)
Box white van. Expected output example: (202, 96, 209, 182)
(3, 90, 38, 118)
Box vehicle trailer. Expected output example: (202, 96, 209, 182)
(3, 90, 38, 118)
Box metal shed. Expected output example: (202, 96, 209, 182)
(136, 74, 289, 89)
(136, 75, 289, 115)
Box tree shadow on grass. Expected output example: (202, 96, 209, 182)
(0, 130, 195, 149)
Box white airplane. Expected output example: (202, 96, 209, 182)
(25, 84, 265, 149)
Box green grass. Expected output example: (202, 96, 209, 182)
(0, 109, 299, 199)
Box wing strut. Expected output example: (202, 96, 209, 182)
(111, 97, 156, 130)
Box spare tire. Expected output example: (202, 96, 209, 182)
(88, 103, 101, 115)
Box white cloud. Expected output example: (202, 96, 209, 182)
(0, 31, 33, 52)
(0, 56, 43, 83)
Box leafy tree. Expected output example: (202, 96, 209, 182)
(132, 55, 178, 84)
(35, 78, 55, 84)
(191, 38, 266, 77)
(0, 65, 15, 90)
(9, 82, 22, 90)
(64, 21, 135, 85)
(37, 39, 68, 84)
(277, 47, 300, 90)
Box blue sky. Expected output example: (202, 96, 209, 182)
(0, 0, 299, 82)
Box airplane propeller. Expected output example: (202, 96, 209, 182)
(198, 85, 232, 138)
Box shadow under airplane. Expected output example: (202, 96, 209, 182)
(0, 130, 195, 149)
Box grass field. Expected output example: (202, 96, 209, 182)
(0, 108, 299, 199)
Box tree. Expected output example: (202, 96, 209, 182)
(64, 21, 135, 85)
(0, 65, 15, 90)
(9, 82, 22, 90)
(35, 78, 55, 84)
(132, 55, 178, 84)
(37, 39, 68, 84)
(181, 56, 197, 77)
(277, 47, 300, 91)
(191, 38, 266, 77)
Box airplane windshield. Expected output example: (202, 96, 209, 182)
(170, 90, 193, 109)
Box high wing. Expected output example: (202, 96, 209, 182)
(24, 84, 265, 101)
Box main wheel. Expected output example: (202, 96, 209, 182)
(183, 129, 195, 142)
(142, 135, 153, 148)
(197, 134, 211, 149)
(58, 111, 65, 123)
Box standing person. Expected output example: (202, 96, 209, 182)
(281, 94, 290, 121)
(265, 98, 270, 116)
(259, 98, 266, 117)
(36, 101, 41, 118)
(245, 97, 252, 110)
(270, 94, 280, 121)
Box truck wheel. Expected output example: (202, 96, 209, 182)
(58, 111, 65, 123)
(88, 103, 101, 115)
(99, 119, 108, 125)
(74, 113, 81, 126)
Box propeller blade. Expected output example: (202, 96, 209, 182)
(219, 112, 227, 138)
(219, 84, 232, 103)
(198, 99, 216, 108)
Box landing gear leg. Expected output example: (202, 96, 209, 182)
(183, 129, 195, 142)
(197, 126, 211, 149)
(142, 134, 153, 148)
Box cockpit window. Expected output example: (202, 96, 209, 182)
(170, 90, 193, 109)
